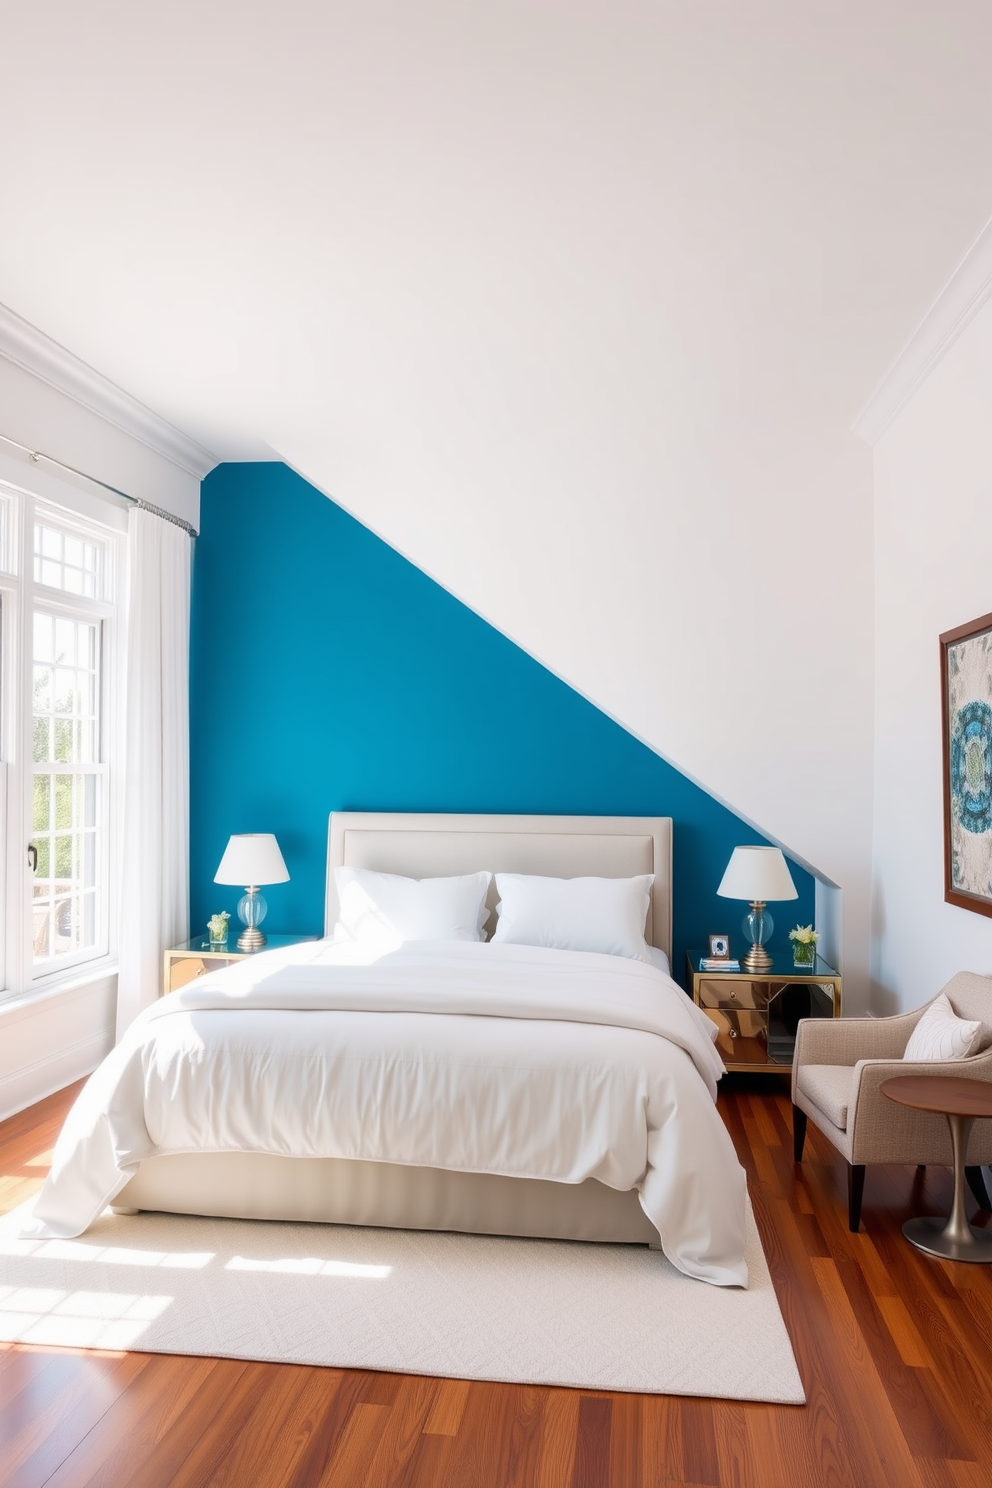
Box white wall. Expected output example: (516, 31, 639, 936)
(872, 296, 992, 1011)
(0, 975, 116, 1123)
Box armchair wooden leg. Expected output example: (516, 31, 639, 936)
(793, 1105, 808, 1163)
(848, 1163, 866, 1232)
(965, 1165, 991, 1211)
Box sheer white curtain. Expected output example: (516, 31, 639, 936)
(115, 508, 191, 1039)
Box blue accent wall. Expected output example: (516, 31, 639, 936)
(190, 463, 815, 982)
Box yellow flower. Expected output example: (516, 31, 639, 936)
(789, 924, 818, 945)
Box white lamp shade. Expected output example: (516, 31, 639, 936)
(716, 846, 798, 902)
(214, 834, 290, 887)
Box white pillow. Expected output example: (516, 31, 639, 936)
(490, 873, 654, 961)
(903, 992, 983, 1063)
(333, 867, 492, 946)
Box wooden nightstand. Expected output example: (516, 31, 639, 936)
(685, 949, 842, 1074)
(163, 935, 318, 995)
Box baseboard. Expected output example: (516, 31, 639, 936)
(0, 1030, 109, 1123)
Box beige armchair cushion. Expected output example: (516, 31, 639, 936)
(797, 1065, 853, 1130)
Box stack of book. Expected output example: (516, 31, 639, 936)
(699, 957, 741, 971)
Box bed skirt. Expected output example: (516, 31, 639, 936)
(115, 1154, 661, 1247)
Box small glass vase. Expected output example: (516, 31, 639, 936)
(792, 943, 816, 969)
(207, 919, 229, 947)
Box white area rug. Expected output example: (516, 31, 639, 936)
(0, 1198, 804, 1403)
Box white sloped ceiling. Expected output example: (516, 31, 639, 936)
(3, 2, 992, 999)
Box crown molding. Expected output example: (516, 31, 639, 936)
(853, 213, 992, 446)
(0, 302, 216, 479)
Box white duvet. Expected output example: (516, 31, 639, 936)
(24, 940, 748, 1286)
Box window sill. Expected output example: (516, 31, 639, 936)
(0, 961, 119, 1023)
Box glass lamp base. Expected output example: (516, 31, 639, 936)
(741, 901, 773, 971)
(236, 887, 268, 951)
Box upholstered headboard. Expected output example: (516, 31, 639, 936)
(324, 812, 673, 957)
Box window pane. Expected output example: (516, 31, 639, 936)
(83, 773, 97, 830)
(32, 606, 104, 971)
(33, 775, 50, 832)
(53, 717, 73, 763)
(54, 774, 73, 828)
(54, 668, 74, 713)
(33, 665, 51, 712)
(33, 612, 53, 661)
(32, 717, 51, 763)
(34, 613, 99, 768)
(33, 905, 52, 961)
(33, 521, 106, 600)
(54, 619, 76, 665)
(32, 778, 101, 967)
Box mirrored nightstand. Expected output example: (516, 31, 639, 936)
(163, 935, 318, 995)
(685, 949, 842, 1073)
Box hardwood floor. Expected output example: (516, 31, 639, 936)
(2, 1078, 991, 1487)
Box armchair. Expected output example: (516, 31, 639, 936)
(792, 971, 992, 1231)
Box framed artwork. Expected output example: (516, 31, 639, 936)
(708, 933, 730, 960)
(941, 610, 992, 917)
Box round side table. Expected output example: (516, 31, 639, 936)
(881, 1075, 992, 1263)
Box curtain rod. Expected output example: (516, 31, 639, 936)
(0, 432, 199, 537)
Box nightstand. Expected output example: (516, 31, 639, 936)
(685, 950, 842, 1074)
(163, 935, 318, 995)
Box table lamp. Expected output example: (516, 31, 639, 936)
(214, 833, 290, 950)
(716, 846, 798, 972)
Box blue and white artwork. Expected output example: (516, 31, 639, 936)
(947, 626, 992, 902)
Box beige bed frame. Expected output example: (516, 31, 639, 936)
(117, 812, 673, 1246)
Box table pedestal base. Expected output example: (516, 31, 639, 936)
(903, 1214, 992, 1263)
(902, 1110, 992, 1262)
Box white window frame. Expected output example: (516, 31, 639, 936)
(0, 478, 124, 1004)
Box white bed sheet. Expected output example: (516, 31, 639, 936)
(23, 940, 747, 1286)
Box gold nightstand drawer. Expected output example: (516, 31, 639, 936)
(166, 955, 240, 992)
(163, 936, 318, 996)
(697, 977, 766, 1011)
(702, 1007, 770, 1065)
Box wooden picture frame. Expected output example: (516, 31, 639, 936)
(708, 933, 730, 960)
(941, 610, 992, 918)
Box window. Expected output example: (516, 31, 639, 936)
(33, 521, 102, 597)
(31, 612, 103, 966)
(0, 487, 121, 997)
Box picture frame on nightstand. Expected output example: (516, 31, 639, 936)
(708, 934, 730, 960)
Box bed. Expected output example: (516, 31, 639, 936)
(24, 812, 748, 1286)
